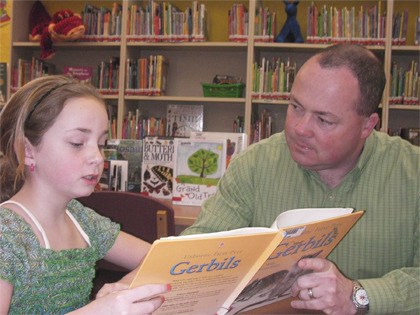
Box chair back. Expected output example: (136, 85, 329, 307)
(77, 191, 175, 297)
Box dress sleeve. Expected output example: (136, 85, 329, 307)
(68, 200, 121, 259)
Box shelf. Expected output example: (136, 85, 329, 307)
(389, 105, 420, 110)
(124, 96, 245, 103)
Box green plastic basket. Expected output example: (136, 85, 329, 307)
(202, 83, 245, 98)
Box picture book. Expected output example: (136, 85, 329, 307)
(190, 131, 248, 168)
(63, 66, 93, 84)
(141, 137, 175, 199)
(99, 159, 128, 191)
(166, 104, 204, 137)
(172, 138, 226, 206)
(105, 139, 143, 192)
(130, 208, 364, 315)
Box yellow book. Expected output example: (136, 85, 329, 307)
(130, 208, 364, 315)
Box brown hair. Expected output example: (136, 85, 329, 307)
(315, 43, 386, 117)
(0, 75, 105, 202)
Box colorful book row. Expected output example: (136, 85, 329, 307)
(251, 57, 297, 100)
(80, 2, 122, 41)
(125, 55, 168, 96)
(306, 1, 386, 45)
(127, 1, 207, 42)
(390, 60, 419, 105)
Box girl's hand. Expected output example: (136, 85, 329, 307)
(73, 284, 171, 315)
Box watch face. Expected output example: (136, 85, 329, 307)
(355, 289, 369, 306)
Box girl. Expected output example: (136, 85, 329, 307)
(0, 75, 170, 314)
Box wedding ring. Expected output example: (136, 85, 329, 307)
(308, 288, 315, 299)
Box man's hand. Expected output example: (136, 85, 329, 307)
(290, 258, 357, 315)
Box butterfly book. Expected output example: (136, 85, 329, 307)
(190, 131, 248, 168)
(166, 104, 204, 137)
(140, 137, 175, 199)
(172, 138, 227, 206)
(130, 208, 364, 315)
(105, 139, 143, 192)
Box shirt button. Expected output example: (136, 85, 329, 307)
(329, 195, 334, 200)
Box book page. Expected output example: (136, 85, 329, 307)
(271, 207, 354, 229)
(227, 211, 363, 314)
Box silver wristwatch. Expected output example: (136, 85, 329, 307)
(352, 280, 369, 314)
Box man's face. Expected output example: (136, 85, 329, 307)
(285, 58, 377, 176)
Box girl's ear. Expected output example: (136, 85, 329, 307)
(24, 138, 36, 166)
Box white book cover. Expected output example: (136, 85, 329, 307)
(172, 138, 226, 206)
(99, 159, 128, 191)
(166, 104, 204, 137)
(141, 137, 175, 199)
(190, 131, 248, 168)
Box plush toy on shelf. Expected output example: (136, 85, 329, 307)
(28, 0, 85, 60)
(275, 1, 304, 43)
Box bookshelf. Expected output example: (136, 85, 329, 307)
(8, 0, 419, 142)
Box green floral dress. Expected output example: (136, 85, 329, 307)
(0, 199, 120, 314)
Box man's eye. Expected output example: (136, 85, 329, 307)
(319, 117, 333, 125)
(70, 142, 83, 148)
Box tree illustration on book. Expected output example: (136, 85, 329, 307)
(187, 148, 219, 178)
(172, 138, 226, 206)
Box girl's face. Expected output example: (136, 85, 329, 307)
(30, 97, 108, 200)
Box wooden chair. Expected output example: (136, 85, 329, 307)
(77, 191, 175, 298)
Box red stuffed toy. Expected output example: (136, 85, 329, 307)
(29, 1, 85, 60)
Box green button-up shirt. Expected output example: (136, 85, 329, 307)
(182, 130, 420, 314)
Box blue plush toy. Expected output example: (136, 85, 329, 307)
(275, 1, 304, 43)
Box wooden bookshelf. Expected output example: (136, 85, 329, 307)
(9, 0, 419, 142)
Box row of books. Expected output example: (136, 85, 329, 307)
(11, 58, 55, 91)
(251, 57, 297, 100)
(251, 109, 273, 144)
(228, 3, 249, 42)
(389, 60, 419, 105)
(100, 131, 248, 206)
(254, 4, 276, 43)
(122, 110, 167, 140)
(306, 1, 386, 45)
(80, 2, 122, 41)
(126, 1, 207, 42)
(125, 55, 168, 96)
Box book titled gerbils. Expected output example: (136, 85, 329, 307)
(130, 208, 364, 315)
(172, 138, 226, 206)
(141, 137, 175, 199)
(166, 104, 204, 137)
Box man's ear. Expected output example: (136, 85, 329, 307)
(24, 138, 36, 166)
(361, 113, 380, 139)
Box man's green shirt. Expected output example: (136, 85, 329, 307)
(182, 131, 420, 314)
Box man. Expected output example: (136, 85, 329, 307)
(181, 44, 419, 314)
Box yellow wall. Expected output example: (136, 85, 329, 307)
(0, 0, 11, 63)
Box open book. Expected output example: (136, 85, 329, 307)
(130, 208, 364, 315)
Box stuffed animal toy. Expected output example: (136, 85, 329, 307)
(28, 1, 85, 60)
(275, 1, 304, 43)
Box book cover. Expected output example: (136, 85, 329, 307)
(130, 208, 364, 315)
(105, 139, 143, 192)
(99, 159, 128, 191)
(172, 138, 226, 206)
(0, 62, 7, 106)
(166, 104, 204, 137)
(190, 131, 248, 168)
(63, 66, 93, 84)
(141, 136, 175, 199)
